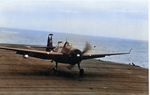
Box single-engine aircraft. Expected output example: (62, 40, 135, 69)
(0, 34, 132, 76)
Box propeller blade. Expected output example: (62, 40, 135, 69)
(82, 42, 91, 54)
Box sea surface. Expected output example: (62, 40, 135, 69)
(0, 27, 148, 68)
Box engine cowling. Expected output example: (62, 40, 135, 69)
(68, 49, 82, 65)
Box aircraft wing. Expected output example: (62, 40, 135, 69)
(0, 46, 63, 59)
(82, 49, 132, 60)
(0, 43, 55, 50)
(28, 46, 56, 50)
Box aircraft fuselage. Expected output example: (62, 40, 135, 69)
(52, 48, 82, 65)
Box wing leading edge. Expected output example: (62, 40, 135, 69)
(82, 49, 132, 60)
(0, 46, 132, 60)
(0, 46, 63, 56)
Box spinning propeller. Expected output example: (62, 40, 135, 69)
(67, 42, 92, 70)
(82, 42, 92, 54)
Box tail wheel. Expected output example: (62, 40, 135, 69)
(80, 69, 84, 76)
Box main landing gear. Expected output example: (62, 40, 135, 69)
(51, 62, 58, 75)
(51, 62, 84, 76)
(78, 63, 84, 77)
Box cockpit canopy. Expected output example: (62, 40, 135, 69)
(53, 41, 72, 52)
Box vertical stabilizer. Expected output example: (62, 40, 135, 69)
(46, 34, 53, 51)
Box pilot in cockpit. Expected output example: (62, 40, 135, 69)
(53, 41, 72, 53)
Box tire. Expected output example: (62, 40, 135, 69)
(52, 68, 58, 75)
(80, 69, 84, 76)
(52, 68, 56, 74)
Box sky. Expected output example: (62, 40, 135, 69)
(0, 0, 148, 41)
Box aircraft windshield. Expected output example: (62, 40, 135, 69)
(53, 41, 72, 52)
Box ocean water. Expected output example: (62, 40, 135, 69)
(0, 28, 148, 68)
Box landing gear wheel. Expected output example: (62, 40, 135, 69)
(51, 62, 58, 75)
(52, 68, 57, 75)
(80, 69, 84, 76)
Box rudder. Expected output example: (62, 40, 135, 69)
(46, 34, 53, 51)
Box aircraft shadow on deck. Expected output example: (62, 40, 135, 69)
(19, 70, 80, 79)
(18, 69, 119, 79)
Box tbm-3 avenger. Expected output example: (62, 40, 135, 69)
(0, 34, 132, 76)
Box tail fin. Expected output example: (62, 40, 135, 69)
(46, 34, 53, 51)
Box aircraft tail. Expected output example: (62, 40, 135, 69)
(46, 34, 53, 51)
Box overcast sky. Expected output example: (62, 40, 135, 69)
(0, 0, 148, 41)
